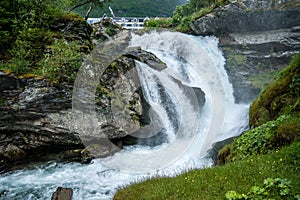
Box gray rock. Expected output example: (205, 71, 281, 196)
(124, 47, 167, 71)
(91, 18, 123, 44)
(191, 0, 300, 36)
(190, 0, 300, 103)
(0, 73, 20, 92)
(0, 35, 169, 172)
(51, 187, 73, 200)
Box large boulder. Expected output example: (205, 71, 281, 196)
(0, 34, 167, 172)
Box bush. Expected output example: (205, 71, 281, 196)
(144, 18, 173, 28)
(175, 16, 192, 33)
(274, 116, 300, 147)
(219, 115, 300, 163)
(226, 178, 297, 200)
(105, 25, 118, 36)
(37, 39, 82, 83)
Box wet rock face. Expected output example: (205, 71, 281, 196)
(190, 0, 300, 103)
(0, 44, 167, 172)
(71, 45, 167, 160)
(190, 0, 300, 36)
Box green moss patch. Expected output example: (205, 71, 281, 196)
(249, 53, 300, 127)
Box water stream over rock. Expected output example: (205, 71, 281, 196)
(0, 30, 249, 200)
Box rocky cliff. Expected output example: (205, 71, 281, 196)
(191, 0, 300, 103)
(0, 32, 167, 173)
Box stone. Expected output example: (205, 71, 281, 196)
(190, 0, 300, 103)
(91, 18, 123, 44)
(0, 35, 169, 172)
(51, 187, 73, 200)
(1, 144, 27, 161)
(124, 47, 167, 71)
(0, 73, 20, 92)
(190, 0, 300, 36)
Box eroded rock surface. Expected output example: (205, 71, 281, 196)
(0, 35, 167, 172)
(191, 0, 300, 103)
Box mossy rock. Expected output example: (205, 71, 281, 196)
(18, 73, 43, 79)
(249, 53, 300, 127)
(273, 116, 300, 147)
(217, 145, 232, 165)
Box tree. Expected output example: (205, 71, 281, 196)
(189, 0, 207, 11)
(0, 0, 15, 59)
(69, 0, 111, 20)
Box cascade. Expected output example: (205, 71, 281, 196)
(0, 31, 249, 200)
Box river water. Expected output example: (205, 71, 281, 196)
(0, 31, 249, 200)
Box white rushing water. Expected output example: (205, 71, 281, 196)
(0, 31, 249, 200)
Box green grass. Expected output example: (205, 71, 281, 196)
(114, 142, 300, 200)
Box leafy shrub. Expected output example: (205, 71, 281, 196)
(60, 13, 85, 23)
(37, 39, 82, 83)
(144, 0, 230, 32)
(220, 115, 300, 162)
(274, 116, 300, 147)
(225, 178, 298, 200)
(105, 25, 118, 36)
(144, 18, 173, 28)
(11, 27, 54, 64)
(175, 16, 192, 33)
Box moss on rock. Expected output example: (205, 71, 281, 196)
(249, 53, 300, 127)
(218, 54, 300, 165)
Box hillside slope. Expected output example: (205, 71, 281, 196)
(74, 0, 187, 18)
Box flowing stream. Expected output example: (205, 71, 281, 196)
(0, 31, 249, 200)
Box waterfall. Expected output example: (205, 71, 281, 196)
(0, 31, 249, 200)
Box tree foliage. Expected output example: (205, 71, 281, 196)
(144, 0, 229, 32)
(0, 0, 96, 83)
(69, 0, 111, 20)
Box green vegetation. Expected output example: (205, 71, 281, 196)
(114, 142, 300, 200)
(249, 53, 300, 127)
(74, 0, 186, 18)
(69, 0, 112, 20)
(219, 115, 300, 163)
(114, 53, 300, 200)
(249, 70, 279, 89)
(0, 0, 94, 83)
(144, 0, 230, 32)
(37, 39, 83, 83)
(226, 178, 297, 200)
